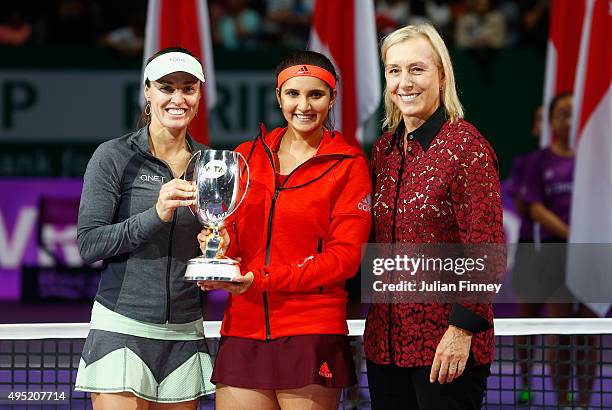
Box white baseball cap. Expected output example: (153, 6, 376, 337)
(143, 51, 205, 84)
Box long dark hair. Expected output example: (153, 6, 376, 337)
(275, 50, 339, 130)
(137, 46, 200, 129)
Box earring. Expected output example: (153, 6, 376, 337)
(144, 102, 151, 116)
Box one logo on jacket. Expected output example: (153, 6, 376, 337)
(140, 174, 165, 184)
(358, 194, 372, 213)
(318, 362, 333, 379)
(202, 160, 227, 179)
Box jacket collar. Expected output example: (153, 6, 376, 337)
(131, 126, 209, 156)
(393, 105, 447, 152)
(258, 123, 365, 159)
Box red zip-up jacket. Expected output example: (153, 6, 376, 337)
(221, 125, 372, 340)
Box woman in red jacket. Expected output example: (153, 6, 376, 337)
(364, 24, 505, 409)
(199, 51, 372, 409)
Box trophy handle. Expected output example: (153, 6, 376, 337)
(223, 151, 250, 220)
(184, 150, 202, 217)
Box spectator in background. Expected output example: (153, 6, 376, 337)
(99, 11, 144, 57)
(455, 0, 506, 48)
(455, 0, 506, 49)
(0, 6, 32, 46)
(217, 0, 262, 50)
(455, 0, 506, 82)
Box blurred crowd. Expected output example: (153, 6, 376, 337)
(0, 0, 550, 53)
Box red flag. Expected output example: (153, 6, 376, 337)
(566, 0, 612, 317)
(143, 0, 216, 144)
(541, 0, 586, 147)
(309, 0, 380, 146)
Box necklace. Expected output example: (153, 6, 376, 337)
(149, 139, 190, 177)
(150, 136, 189, 161)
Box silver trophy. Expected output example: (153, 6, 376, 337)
(183, 149, 249, 282)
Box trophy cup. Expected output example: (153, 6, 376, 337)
(183, 149, 249, 282)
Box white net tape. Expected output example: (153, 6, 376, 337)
(1, 318, 611, 340)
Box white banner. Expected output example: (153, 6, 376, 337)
(0, 71, 283, 145)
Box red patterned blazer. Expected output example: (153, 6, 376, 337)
(364, 105, 505, 367)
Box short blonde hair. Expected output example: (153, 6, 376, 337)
(381, 24, 464, 134)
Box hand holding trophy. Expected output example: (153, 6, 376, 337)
(183, 149, 249, 282)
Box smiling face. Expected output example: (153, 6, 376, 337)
(384, 37, 442, 127)
(144, 71, 201, 133)
(277, 76, 335, 137)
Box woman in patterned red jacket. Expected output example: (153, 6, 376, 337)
(364, 24, 505, 409)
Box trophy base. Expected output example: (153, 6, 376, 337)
(184, 256, 240, 282)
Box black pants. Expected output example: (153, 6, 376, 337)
(366, 359, 490, 410)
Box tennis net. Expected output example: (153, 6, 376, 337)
(1, 318, 610, 409)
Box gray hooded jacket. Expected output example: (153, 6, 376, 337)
(77, 127, 208, 324)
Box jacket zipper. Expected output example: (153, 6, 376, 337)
(165, 211, 177, 323)
(260, 136, 276, 340)
(258, 133, 350, 339)
(318, 238, 323, 294)
(262, 187, 280, 339)
(137, 143, 186, 324)
(151, 152, 176, 325)
(388, 140, 406, 363)
(163, 158, 178, 324)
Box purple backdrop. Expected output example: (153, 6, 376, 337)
(0, 179, 83, 300)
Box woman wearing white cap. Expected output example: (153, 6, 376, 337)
(74, 47, 215, 409)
